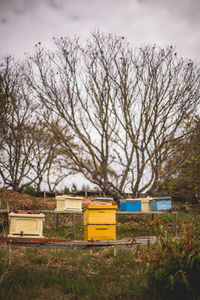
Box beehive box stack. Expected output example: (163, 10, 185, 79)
(119, 199, 142, 212)
(55, 195, 83, 211)
(8, 213, 45, 238)
(141, 197, 154, 212)
(83, 205, 117, 240)
(55, 195, 66, 211)
(150, 196, 172, 211)
(90, 197, 114, 206)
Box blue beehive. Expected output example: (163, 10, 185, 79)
(150, 196, 172, 211)
(120, 199, 141, 212)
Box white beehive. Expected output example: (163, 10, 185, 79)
(55, 195, 83, 211)
(141, 197, 153, 212)
(8, 213, 45, 238)
(90, 197, 114, 206)
(55, 195, 67, 211)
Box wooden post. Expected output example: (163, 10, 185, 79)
(114, 245, 118, 257)
(116, 211, 118, 237)
(44, 191, 46, 200)
(72, 214, 76, 234)
(56, 214, 59, 230)
(174, 213, 178, 236)
(9, 242, 12, 265)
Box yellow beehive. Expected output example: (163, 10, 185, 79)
(83, 205, 117, 226)
(55, 195, 83, 211)
(83, 205, 117, 240)
(84, 224, 116, 240)
(141, 197, 153, 212)
(8, 213, 45, 238)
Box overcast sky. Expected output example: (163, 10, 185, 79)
(0, 0, 200, 191)
(0, 0, 200, 62)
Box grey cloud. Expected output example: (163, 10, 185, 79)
(69, 14, 80, 21)
(48, 0, 63, 10)
(0, 0, 40, 17)
(47, 0, 81, 21)
(143, 0, 200, 24)
(0, 17, 7, 24)
(0, 0, 199, 61)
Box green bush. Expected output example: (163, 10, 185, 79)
(23, 185, 37, 196)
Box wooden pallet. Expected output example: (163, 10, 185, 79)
(0, 236, 157, 249)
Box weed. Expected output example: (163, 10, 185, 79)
(1, 208, 200, 299)
(145, 219, 200, 300)
(26, 248, 49, 265)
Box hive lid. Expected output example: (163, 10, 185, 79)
(150, 196, 171, 203)
(9, 213, 45, 218)
(65, 196, 84, 200)
(91, 197, 113, 201)
(83, 205, 117, 211)
(56, 195, 83, 200)
(140, 197, 153, 202)
(154, 196, 171, 200)
(121, 198, 141, 202)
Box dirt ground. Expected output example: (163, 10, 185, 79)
(0, 188, 56, 210)
(0, 188, 92, 211)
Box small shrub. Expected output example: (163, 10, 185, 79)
(23, 185, 37, 196)
(145, 220, 200, 300)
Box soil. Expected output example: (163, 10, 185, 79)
(0, 188, 91, 211)
(0, 188, 56, 210)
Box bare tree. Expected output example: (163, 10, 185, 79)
(110, 44, 200, 196)
(0, 57, 14, 149)
(0, 56, 72, 192)
(26, 32, 200, 198)
(26, 124, 73, 192)
(0, 57, 41, 191)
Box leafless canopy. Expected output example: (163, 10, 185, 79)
(26, 32, 200, 198)
(0, 56, 72, 192)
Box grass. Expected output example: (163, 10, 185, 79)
(43, 214, 84, 240)
(0, 203, 200, 299)
(0, 246, 148, 300)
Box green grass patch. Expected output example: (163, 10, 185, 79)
(1, 207, 200, 299)
(0, 247, 147, 300)
(43, 214, 84, 240)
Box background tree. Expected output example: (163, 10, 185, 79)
(26, 125, 74, 192)
(26, 32, 200, 198)
(0, 57, 13, 149)
(159, 116, 200, 203)
(0, 56, 38, 191)
(0, 56, 72, 192)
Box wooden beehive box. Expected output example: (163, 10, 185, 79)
(8, 213, 45, 238)
(83, 205, 117, 226)
(84, 224, 116, 240)
(119, 199, 141, 212)
(83, 205, 117, 240)
(141, 197, 153, 212)
(55, 195, 66, 211)
(150, 196, 172, 211)
(90, 197, 114, 206)
(55, 195, 83, 211)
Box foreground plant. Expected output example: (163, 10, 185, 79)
(145, 219, 200, 300)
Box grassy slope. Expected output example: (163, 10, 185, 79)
(0, 204, 200, 299)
